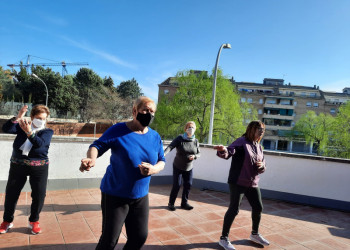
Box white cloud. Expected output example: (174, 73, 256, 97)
(60, 36, 137, 69)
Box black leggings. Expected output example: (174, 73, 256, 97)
(222, 183, 263, 237)
(3, 163, 48, 223)
(96, 192, 149, 250)
(169, 167, 193, 205)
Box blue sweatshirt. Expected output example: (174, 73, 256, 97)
(90, 122, 165, 199)
(2, 118, 54, 160)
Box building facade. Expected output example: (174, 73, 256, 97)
(158, 75, 350, 153)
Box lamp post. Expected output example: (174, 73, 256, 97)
(208, 43, 231, 145)
(32, 73, 49, 107)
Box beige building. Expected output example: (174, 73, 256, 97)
(158, 75, 350, 153)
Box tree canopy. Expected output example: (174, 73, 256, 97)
(116, 78, 143, 99)
(153, 70, 256, 144)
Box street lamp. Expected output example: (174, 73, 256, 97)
(208, 43, 231, 145)
(32, 73, 49, 107)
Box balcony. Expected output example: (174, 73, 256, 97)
(263, 113, 295, 120)
(0, 135, 349, 249)
(264, 103, 295, 109)
(265, 125, 293, 130)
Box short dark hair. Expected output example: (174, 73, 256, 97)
(30, 105, 50, 118)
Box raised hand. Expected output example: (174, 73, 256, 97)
(17, 105, 28, 120)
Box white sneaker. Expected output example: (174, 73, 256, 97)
(250, 233, 270, 246)
(219, 237, 236, 250)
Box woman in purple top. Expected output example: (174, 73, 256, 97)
(214, 121, 270, 250)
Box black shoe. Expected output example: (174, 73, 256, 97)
(168, 203, 176, 211)
(181, 203, 193, 210)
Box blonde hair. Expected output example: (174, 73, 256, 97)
(133, 96, 156, 111)
(244, 120, 265, 143)
(184, 121, 196, 130)
(30, 105, 50, 118)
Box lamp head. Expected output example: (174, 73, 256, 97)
(32, 73, 38, 78)
(223, 43, 231, 49)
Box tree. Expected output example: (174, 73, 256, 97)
(84, 86, 131, 124)
(292, 111, 335, 156)
(116, 78, 143, 99)
(153, 70, 254, 144)
(103, 76, 115, 88)
(0, 66, 14, 102)
(331, 102, 350, 158)
(74, 68, 104, 122)
(51, 75, 80, 116)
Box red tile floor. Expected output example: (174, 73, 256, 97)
(0, 185, 349, 249)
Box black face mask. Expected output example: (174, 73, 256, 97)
(136, 112, 154, 127)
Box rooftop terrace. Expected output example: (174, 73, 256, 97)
(1, 185, 349, 250)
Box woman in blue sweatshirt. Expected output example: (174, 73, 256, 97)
(80, 96, 165, 250)
(0, 105, 53, 235)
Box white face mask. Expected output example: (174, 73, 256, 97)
(32, 118, 46, 128)
(186, 127, 195, 136)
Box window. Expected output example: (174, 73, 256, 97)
(310, 93, 316, 97)
(306, 102, 312, 107)
(164, 89, 169, 94)
(301, 92, 306, 97)
(280, 99, 291, 105)
(294, 101, 297, 106)
(248, 108, 252, 113)
(241, 98, 246, 103)
(258, 109, 263, 114)
(247, 98, 253, 103)
(330, 108, 336, 114)
(266, 98, 277, 104)
(313, 102, 319, 108)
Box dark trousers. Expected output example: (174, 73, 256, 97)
(96, 192, 149, 250)
(3, 162, 49, 223)
(169, 167, 193, 205)
(222, 183, 263, 237)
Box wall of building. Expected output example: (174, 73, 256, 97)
(0, 134, 349, 211)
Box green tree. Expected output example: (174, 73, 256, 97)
(51, 75, 80, 116)
(116, 78, 143, 99)
(292, 111, 335, 156)
(31, 66, 62, 106)
(74, 68, 104, 122)
(0, 66, 14, 102)
(331, 102, 350, 158)
(103, 76, 115, 88)
(153, 70, 253, 144)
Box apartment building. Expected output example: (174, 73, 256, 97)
(158, 75, 350, 153)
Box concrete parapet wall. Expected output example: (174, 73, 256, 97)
(0, 134, 349, 211)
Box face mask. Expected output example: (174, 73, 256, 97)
(186, 127, 195, 136)
(136, 112, 154, 127)
(32, 118, 46, 128)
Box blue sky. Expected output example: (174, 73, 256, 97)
(1, 0, 350, 101)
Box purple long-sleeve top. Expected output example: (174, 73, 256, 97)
(217, 136, 265, 187)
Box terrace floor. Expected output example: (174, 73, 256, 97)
(0, 185, 349, 250)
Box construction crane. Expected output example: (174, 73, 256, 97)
(7, 55, 89, 77)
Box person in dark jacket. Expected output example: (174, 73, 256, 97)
(80, 96, 165, 250)
(214, 121, 270, 250)
(165, 121, 200, 211)
(0, 104, 53, 235)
